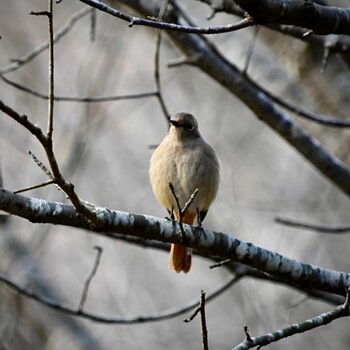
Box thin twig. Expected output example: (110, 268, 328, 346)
(0, 74, 158, 102)
(275, 217, 350, 234)
(168, 182, 186, 238)
(210, 258, 232, 269)
(184, 290, 209, 350)
(182, 188, 199, 217)
(200, 290, 209, 350)
(232, 287, 350, 350)
(154, 0, 171, 122)
(29, 3, 55, 140)
(0, 271, 239, 324)
(250, 78, 350, 128)
(28, 150, 54, 180)
(243, 326, 253, 342)
(47, 0, 55, 139)
(77, 0, 254, 34)
(13, 180, 56, 194)
(168, 183, 199, 242)
(184, 304, 201, 323)
(78, 246, 103, 312)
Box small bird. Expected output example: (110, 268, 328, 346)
(149, 113, 220, 273)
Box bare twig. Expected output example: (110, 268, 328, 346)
(168, 182, 182, 218)
(184, 304, 201, 323)
(243, 326, 252, 342)
(182, 188, 199, 216)
(168, 183, 199, 241)
(0, 270, 239, 324)
(153, 0, 171, 122)
(30, 2, 55, 139)
(232, 287, 350, 350)
(184, 290, 209, 350)
(154, 32, 171, 121)
(168, 182, 186, 239)
(78, 246, 103, 312)
(13, 180, 56, 194)
(28, 150, 54, 180)
(0, 72, 158, 103)
(253, 79, 350, 128)
(47, 0, 55, 139)
(209, 258, 232, 269)
(275, 217, 350, 234)
(200, 290, 209, 350)
(77, 0, 254, 34)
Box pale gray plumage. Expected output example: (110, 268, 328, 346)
(149, 113, 220, 272)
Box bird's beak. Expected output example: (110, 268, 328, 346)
(169, 119, 181, 128)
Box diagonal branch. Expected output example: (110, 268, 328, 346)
(232, 287, 350, 350)
(116, 0, 350, 197)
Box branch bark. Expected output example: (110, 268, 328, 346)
(232, 287, 350, 349)
(0, 188, 349, 295)
(234, 0, 350, 35)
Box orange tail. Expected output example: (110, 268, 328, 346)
(169, 211, 196, 273)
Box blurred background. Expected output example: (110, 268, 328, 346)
(1, 0, 350, 349)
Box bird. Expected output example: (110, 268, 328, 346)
(149, 113, 220, 273)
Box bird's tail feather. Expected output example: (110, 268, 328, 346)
(168, 211, 196, 273)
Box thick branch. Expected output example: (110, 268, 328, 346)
(0, 188, 349, 295)
(115, 0, 350, 198)
(234, 0, 350, 35)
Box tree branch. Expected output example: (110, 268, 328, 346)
(0, 74, 158, 103)
(115, 0, 350, 198)
(76, 0, 254, 34)
(275, 217, 350, 234)
(234, 0, 350, 35)
(0, 268, 239, 324)
(0, 188, 349, 295)
(0, 98, 99, 226)
(232, 287, 350, 350)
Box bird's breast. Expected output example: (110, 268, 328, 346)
(149, 139, 219, 213)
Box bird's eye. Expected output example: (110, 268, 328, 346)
(185, 123, 194, 131)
